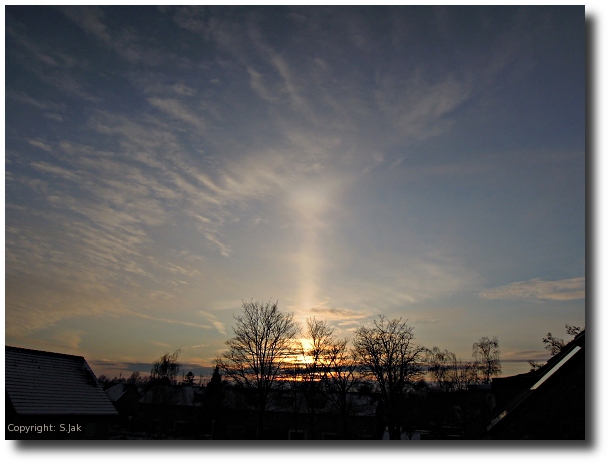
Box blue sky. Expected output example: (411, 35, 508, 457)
(4, 6, 585, 379)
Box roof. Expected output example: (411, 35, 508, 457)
(105, 383, 140, 402)
(483, 330, 585, 439)
(5, 346, 118, 416)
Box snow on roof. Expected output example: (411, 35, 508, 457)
(6, 346, 118, 416)
(105, 383, 131, 402)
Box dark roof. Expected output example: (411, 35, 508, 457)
(104, 383, 141, 402)
(5, 346, 118, 416)
(483, 330, 585, 439)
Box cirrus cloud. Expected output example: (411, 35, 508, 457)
(479, 277, 585, 301)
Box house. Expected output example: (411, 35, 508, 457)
(104, 383, 141, 423)
(5, 346, 119, 439)
(482, 330, 585, 439)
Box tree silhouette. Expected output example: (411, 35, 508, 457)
(426, 346, 480, 436)
(203, 365, 228, 438)
(219, 299, 299, 438)
(301, 317, 334, 439)
(127, 371, 142, 386)
(150, 349, 181, 385)
(182, 371, 195, 386)
(322, 336, 362, 438)
(543, 324, 584, 356)
(542, 333, 565, 356)
(427, 347, 477, 392)
(472, 336, 501, 383)
(353, 315, 426, 439)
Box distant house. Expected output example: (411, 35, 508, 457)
(482, 330, 585, 439)
(104, 383, 141, 420)
(5, 346, 118, 439)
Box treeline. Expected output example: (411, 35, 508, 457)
(218, 299, 502, 439)
(99, 300, 582, 439)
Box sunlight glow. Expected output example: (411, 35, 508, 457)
(289, 182, 334, 313)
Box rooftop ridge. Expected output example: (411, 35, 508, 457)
(6, 345, 87, 361)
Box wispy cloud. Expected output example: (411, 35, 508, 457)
(5, 7, 584, 377)
(6, 19, 100, 102)
(127, 310, 212, 330)
(147, 340, 173, 349)
(502, 349, 551, 363)
(52, 330, 85, 350)
(479, 278, 585, 301)
(147, 97, 207, 132)
(373, 72, 472, 141)
(4, 271, 126, 338)
(61, 6, 168, 66)
(27, 140, 54, 152)
(295, 303, 368, 323)
(199, 311, 227, 335)
(6, 90, 67, 111)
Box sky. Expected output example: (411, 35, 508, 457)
(4, 5, 585, 380)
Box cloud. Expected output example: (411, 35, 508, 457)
(147, 340, 173, 349)
(52, 330, 85, 350)
(147, 97, 207, 132)
(6, 91, 66, 111)
(413, 317, 440, 325)
(61, 6, 168, 65)
(373, 72, 472, 141)
(304, 305, 368, 322)
(6, 7, 584, 372)
(44, 112, 65, 122)
(172, 83, 196, 96)
(4, 271, 126, 338)
(7, 22, 100, 102)
(199, 312, 227, 335)
(479, 278, 585, 301)
(31, 161, 80, 181)
(61, 7, 111, 42)
(189, 344, 209, 350)
(126, 310, 212, 330)
(171, 6, 210, 37)
(247, 66, 278, 102)
(27, 140, 53, 152)
(502, 349, 551, 363)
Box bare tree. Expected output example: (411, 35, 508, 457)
(426, 346, 481, 435)
(565, 324, 583, 336)
(219, 299, 299, 438)
(427, 347, 479, 392)
(472, 336, 501, 383)
(427, 347, 455, 392)
(300, 317, 334, 439)
(302, 317, 334, 377)
(145, 349, 185, 430)
(126, 371, 142, 386)
(542, 332, 565, 356)
(151, 349, 182, 385)
(323, 337, 363, 439)
(543, 324, 585, 356)
(353, 315, 426, 440)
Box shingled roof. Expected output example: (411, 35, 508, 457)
(5, 346, 118, 417)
